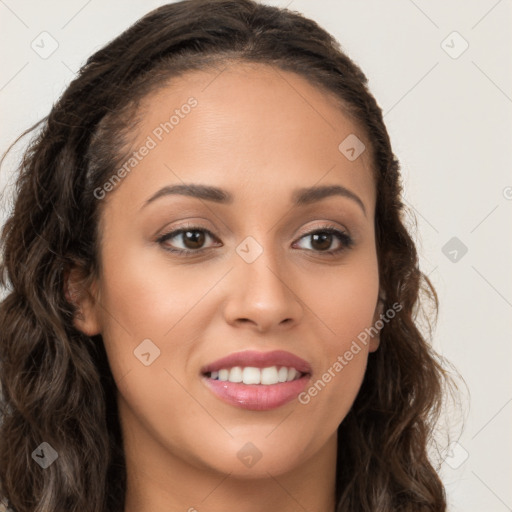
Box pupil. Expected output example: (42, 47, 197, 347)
(312, 233, 331, 251)
(184, 230, 204, 249)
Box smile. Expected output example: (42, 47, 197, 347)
(200, 350, 312, 411)
(206, 365, 305, 385)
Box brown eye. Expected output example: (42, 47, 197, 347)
(310, 232, 334, 251)
(180, 230, 206, 250)
(157, 224, 353, 258)
(157, 227, 219, 254)
(293, 227, 354, 255)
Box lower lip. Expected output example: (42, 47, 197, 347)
(202, 375, 310, 411)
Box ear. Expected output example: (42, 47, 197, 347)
(64, 265, 102, 337)
(369, 289, 386, 353)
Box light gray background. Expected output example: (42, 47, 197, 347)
(1, 1, 511, 511)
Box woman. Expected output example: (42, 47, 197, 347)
(0, 1, 458, 510)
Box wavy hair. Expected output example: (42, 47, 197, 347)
(0, 1, 460, 510)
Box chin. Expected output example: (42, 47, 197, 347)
(194, 433, 313, 478)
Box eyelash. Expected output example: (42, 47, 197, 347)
(156, 223, 354, 258)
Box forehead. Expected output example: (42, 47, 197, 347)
(108, 61, 376, 214)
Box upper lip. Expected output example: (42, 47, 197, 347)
(201, 350, 312, 375)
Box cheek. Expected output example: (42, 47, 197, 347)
(93, 243, 202, 397)
(313, 250, 380, 351)
(297, 295, 375, 440)
(97, 240, 221, 343)
(299, 252, 379, 420)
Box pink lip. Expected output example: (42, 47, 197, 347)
(200, 349, 312, 375)
(203, 376, 310, 411)
(200, 350, 312, 411)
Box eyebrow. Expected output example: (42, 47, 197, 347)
(142, 183, 366, 216)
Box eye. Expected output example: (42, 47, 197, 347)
(156, 223, 354, 257)
(293, 225, 354, 256)
(157, 225, 220, 255)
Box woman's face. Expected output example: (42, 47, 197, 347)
(74, 62, 381, 481)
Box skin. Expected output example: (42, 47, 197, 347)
(69, 62, 383, 512)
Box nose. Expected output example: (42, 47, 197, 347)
(222, 246, 304, 333)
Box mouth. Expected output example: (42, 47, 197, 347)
(200, 350, 312, 411)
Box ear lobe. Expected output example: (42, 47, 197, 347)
(64, 266, 101, 337)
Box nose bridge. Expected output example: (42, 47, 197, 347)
(238, 231, 289, 298)
(240, 241, 285, 293)
(223, 231, 304, 330)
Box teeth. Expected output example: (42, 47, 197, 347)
(243, 367, 261, 384)
(229, 366, 243, 383)
(261, 366, 279, 385)
(286, 368, 297, 382)
(277, 366, 288, 382)
(208, 366, 303, 385)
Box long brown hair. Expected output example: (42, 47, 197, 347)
(0, 1, 460, 510)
